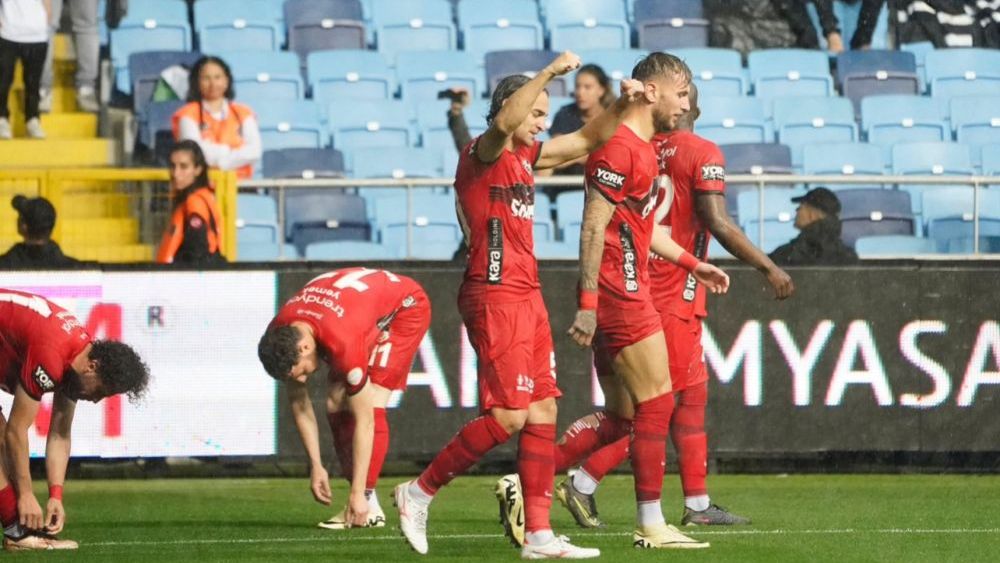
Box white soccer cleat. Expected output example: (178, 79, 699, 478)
(521, 535, 601, 559)
(394, 481, 429, 555)
(3, 531, 78, 551)
(633, 523, 710, 549)
(317, 504, 386, 529)
(495, 474, 525, 547)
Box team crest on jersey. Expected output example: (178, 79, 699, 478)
(402, 295, 415, 308)
(34, 366, 55, 391)
(521, 158, 532, 174)
(593, 167, 626, 191)
(701, 164, 725, 181)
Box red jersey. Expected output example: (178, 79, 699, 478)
(587, 124, 662, 307)
(0, 290, 90, 400)
(649, 130, 726, 319)
(270, 268, 422, 393)
(455, 137, 543, 302)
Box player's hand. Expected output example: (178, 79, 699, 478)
(309, 466, 332, 506)
(765, 267, 794, 300)
(346, 490, 369, 528)
(619, 79, 645, 103)
(18, 493, 44, 530)
(546, 51, 582, 77)
(693, 263, 730, 294)
(448, 87, 471, 113)
(44, 498, 65, 534)
(567, 309, 598, 348)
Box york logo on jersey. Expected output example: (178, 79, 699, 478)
(34, 366, 55, 392)
(619, 223, 639, 293)
(593, 167, 626, 191)
(701, 164, 725, 181)
(487, 217, 504, 284)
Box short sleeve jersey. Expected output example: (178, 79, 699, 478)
(455, 137, 543, 302)
(586, 124, 662, 307)
(0, 290, 90, 400)
(270, 268, 419, 393)
(649, 130, 726, 319)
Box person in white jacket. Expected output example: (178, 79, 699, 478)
(0, 0, 52, 139)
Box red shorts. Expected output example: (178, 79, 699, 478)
(662, 313, 707, 392)
(460, 291, 562, 411)
(592, 299, 663, 375)
(365, 286, 432, 391)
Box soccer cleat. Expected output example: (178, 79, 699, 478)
(554, 479, 605, 529)
(394, 481, 429, 555)
(682, 504, 751, 526)
(317, 504, 387, 529)
(495, 474, 525, 547)
(633, 523, 710, 549)
(521, 535, 601, 559)
(4, 530, 78, 551)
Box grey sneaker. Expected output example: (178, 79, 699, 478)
(681, 504, 751, 526)
(554, 479, 605, 529)
(0, 118, 11, 139)
(39, 88, 53, 113)
(26, 118, 45, 139)
(76, 86, 99, 112)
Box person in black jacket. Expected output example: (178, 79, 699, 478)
(0, 195, 79, 268)
(770, 187, 859, 265)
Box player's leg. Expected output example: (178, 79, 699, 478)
(554, 369, 633, 472)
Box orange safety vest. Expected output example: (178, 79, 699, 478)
(156, 185, 226, 264)
(171, 101, 255, 179)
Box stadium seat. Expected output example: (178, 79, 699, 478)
(307, 50, 395, 105)
(533, 192, 554, 242)
(901, 41, 934, 90)
(351, 147, 443, 178)
(236, 194, 279, 243)
(286, 192, 371, 252)
(327, 99, 413, 155)
(669, 47, 747, 97)
(457, 0, 544, 59)
(576, 49, 650, 91)
(416, 99, 489, 158)
(129, 51, 202, 116)
(555, 190, 585, 244)
(634, 0, 710, 50)
(534, 240, 576, 259)
(854, 235, 935, 257)
(194, 0, 283, 53)
(924, 48, 1000, 101)
(237, 240, 299, 261)
(801, 142, 886, 189)
(860, 95, 949, 158)
(747, 49, 834, 99)
(697, 97, 772, 146)
(892, 142, 974, 214)
(721, 142, 794, 219)
(284, 0, 365, 63)
(836, 50, 920, 117)
(544, 0, 630, 51)
(262, 148, 346, 179)
(254, 100, 327, 151)
(110, 0, 192, 93)
(372, 192, 462, 255)
(772, 97, 858, 168)
(370, 0, 456, 59)
(922, 187, 1000, 253)
(484, 50, 568, 97)
(742, 218, 799, 254)
(304, 240, 402, 260)
(950, 96, 1000, 170)
(218, 50, 304, 100)
(984, 144, 1000, 176)
(396, 51, 485, 102)
(737, 187, 805, 232)
(140, 99, 185, 152)
(837, 189, 915, 246)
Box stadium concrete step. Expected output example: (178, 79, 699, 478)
(60, 193, 132, 219)
(0, 139, 116, 167)
(61, 217, 139, 246)
(9, 113, 97, 139)
(62, 243, 153, 263)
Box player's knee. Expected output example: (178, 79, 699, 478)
(528, 398, 557, 424)
(490, 408, 529, 434)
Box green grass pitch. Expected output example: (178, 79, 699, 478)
(22, 474, 1000, 561)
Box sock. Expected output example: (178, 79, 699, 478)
(671, 383, 708, 499)
(407, 480, 434, 505)
(571, 468, 600, 495)
(365, 489, 381, 511)
(638, 501, 665, 527)
(555, 411, 631, 472)
(631, 393, 674, 524)
(518, 423, 556, 534)
(685, 494, 710, 512)
(525, 530, 556, 546)
(366, 408, 390, 490)
(580, 435, 630, 483)
(0, 485, 16, 529)
(327, 411, 355, 482)
(417, 415, 511, 496)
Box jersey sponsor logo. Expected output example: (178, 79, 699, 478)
(487, 217, 503, 284)
(683, 232, 708, 302)
(288, 288, 346, 318)
(619, 223, 639, 293)
(296, 308, 325, 321)
(34, 366, 55, 392)
(701, 164, 725, 181)
(490, 184, 535, 222)
(515, 374, 535, 394)
(593, 167, 626, 191)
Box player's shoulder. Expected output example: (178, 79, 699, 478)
(688, 133, 725, 161)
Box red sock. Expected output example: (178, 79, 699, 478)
(555, 411, 631, 472)
(581, 435, 630, 481)
(631, 393, 675, 502)
(519, 424, 555, 533)
(366, 408, 390, 490)
(327, 411, 355, 482)
(0, 485, 17, 528)
(671, 383, 708, 497)
(417, 415, 510, 495)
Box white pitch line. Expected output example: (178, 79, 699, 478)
(84, 528, 1000, 548)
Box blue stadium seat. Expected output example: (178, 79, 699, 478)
(129, 51, 202, 115)
(396, 51, 485, 102)
(544, 0, 630, 51)
(555, 190, 584, 245)
(923, 187, 1000, 253)
(286, 192, 371, 252)
(854, 235, 935, 257)
(801, 142, 886, 189)
(721, 142, 794, 219)
(457, 0, 544, 59)
(484, 50, 568, 97)
(140, 99, 185, 150)
(218, 50, 304, 100)
(328, 99, 413, 155)
(238, 241, 299, 261)
(837, 189, 915, 246)
(670, 47, 746, 97)
(772, 97, 858, 168)
(262, 148, 346, 178)
(110, 0, 192, 93)
(950, 96, 1000, 170)
(924, 48, 1000, 101)
(576, 49, 650, 91)
(351, 147, 443, 178)
(697, 97, 771, 146)
(372, 192, 462, 255)
(255, 100, 327, 151)
(836, 50, 919, 117)
(416, 99, 489, 158)
(237, 194, 279, 243)
(534, 240, 576, 259)
(371, 0, 456, 59)
(534, 192, 554, 242)
(892, 142, 974, 214)
(284, 0, 365, 63)
(304, 240, 402, 260)
(307, 50, 395, 105)
(747, 49, 833, 99)
(984, 144, 1000, 176)
(634, 0, 710, 50)
(737, 187, 805, 230)
(860, 95, 949, 158)
(742, 219, 799, 254)
(194, 0, 283, 53)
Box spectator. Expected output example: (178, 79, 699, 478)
(770, 187, 859, 265)
(0, 0, 51, 139)
(775, 0, 844, 53)
(171, 56, 262, 180)
(156, 140, 227, 265)
(39, 0, 100, 113)
(545, 64, 616, 176)
(0, 195, 79, 268)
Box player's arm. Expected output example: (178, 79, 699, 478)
(344, 373, 374, 527)
(567, 187, 615, 347)
(695, 192, 794, 299)
(5, 386, 44, 530)
(536, 79, 644, 171)
(42, 391, 76, 534)
(650, 225, 730, 294)
(286, 379, 331, 505)
(476, 51, 582, 164)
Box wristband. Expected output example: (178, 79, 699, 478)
(578, 289, 598, 311)
(49, 484, 63, 501)
(678, 251, 700, 273)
